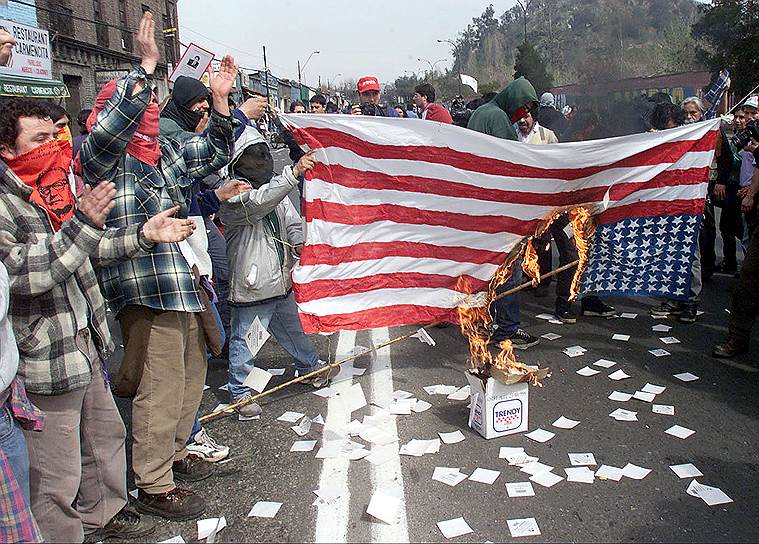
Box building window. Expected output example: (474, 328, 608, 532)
(49, 0, 74, 36)
(118, 0, 132, 52)
(93, 0, 109, 48)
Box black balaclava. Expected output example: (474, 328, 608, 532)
(162, 75, 210, 132)
(231, 142, 274, 189)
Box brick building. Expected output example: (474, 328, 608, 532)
(33, 0, 179, 133)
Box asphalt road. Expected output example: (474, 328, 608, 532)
(104, 147, 759, 542)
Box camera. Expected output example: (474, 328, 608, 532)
(358, 102, 381, 116)
(734, 119, 759, 150)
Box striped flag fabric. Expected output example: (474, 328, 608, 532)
(281, 114, 719, 333)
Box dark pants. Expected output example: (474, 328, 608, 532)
(699, 201, 717, 278)
(490, 259, 523, 341)
(205, 217, 230, 340)
(719, 193, 744, 269)
(537, 216, 576, 304)
(728, 221, 759, 343)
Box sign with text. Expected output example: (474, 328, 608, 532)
(0, 19, 51, 80)
(169, 42, 214, 83)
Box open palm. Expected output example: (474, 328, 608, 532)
(209, 55, 238, 98)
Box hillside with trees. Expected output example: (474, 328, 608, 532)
(387, 0, 757, 103)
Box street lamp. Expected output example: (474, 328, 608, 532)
(328, 73, 342, 90)
(297, 50, 320, 98)
(417, 57, 447, 85)
(437, 39, 462, 96)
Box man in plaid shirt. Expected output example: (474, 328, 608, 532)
(0, 86, 197, 544)
(80, 12, 237, 521)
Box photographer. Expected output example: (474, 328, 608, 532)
(351, 76, 399, 117)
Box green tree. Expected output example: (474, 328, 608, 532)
(692, 0, 759, 97)
(513, 42, 553, 94)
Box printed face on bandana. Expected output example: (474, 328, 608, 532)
(36, 166, 73, 218)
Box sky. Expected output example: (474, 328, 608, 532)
(177, 0, 518, 87)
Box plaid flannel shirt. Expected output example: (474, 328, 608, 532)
(704, 69, 730, 120)
(0, 160, 145, 395)
(0, 446, 42, 544)
(80, 68, 234, 315)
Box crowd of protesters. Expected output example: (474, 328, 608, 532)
(0, 10, 757, 542)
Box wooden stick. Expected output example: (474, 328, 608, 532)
(200, 259, 580, 423)
(199, 329, 421, 423)
(493, 259, 580, 301)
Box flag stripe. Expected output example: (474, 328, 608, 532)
(291, 126, 717, 180)
(299, 304, 458, 334)
(300, 241, 507, 267)
(307, 163, 711, 207)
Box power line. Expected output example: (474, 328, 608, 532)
(9, 0, 136, 33)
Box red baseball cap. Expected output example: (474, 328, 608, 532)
(357, 76, 381, 93)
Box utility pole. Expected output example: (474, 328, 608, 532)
(297, 60, 302, 100)
(437, 38, 461, 96)
(263, 45, 270, 108)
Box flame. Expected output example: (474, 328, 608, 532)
(567, 207, 595, 300)
(521, 238, 541, 286)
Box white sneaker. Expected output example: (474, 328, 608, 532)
(186, 428, 230, 463)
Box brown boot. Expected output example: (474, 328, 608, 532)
(83, 505, 155, 542)
(173, 453, 214, 482)
(135, 488, 206, 521)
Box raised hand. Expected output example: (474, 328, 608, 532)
(136, 11, 159, 75)
(292, 150, 318, 178)
(215, 179, 252, 201)
(0, 29, 15, 67)
(141, 206, 196, 243)
(79, 182, 117, 228)
(209, 54, 238, 101)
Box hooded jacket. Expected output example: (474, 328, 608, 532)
(217, 126, 304, 305)
(467, 77, 538, 141)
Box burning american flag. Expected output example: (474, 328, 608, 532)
(282, 114, 719, 335)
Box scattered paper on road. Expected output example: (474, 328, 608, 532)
(525, 428, 555, 443)
(686, 480, 733, 506)
(670, 463, 703, 479)
(612, 334, 630, 341)
(439, 430, 466, 444)
(432, 467, 468, 487)
(268, 368, 286, 376)
(277, 411, 305, 423)
(437, 517, 473, 539)
(577, 366, 600, 376)
(197, 517, 227, 541)
(447, 386, 470, 401)
(158, 537, 186, 544)
(649, 349, 671, 357)
(609, 391, 632, 402)
(245, 316, 270, 358)
(652, 324, 672, 332)
(536, 313, 555, 320)
(568, 453, 597, 466)
(412, 399, 432, 413)
(311, 414, 325, 425)
(652, 404, 675, 415)
(248, 502, 281, 519)
(541, 333, 562, 340)
(619, 312, 638, 319)
(469, 468, 501, 485)
(411, 327, 436, 346)
(388, 399, 414, 415)
(366, 444, 400, 466)
(633, 391, 656, 403)
(529, 470, 564, 488)
(552, 416, 580, 429)
(595, 465, 624, 481)
(290, 440, 317, 452)
(312, 386, 339, 398)
(642, 383, 666, 395)
(622, 463, 651, 480)
(608, 369, 631, 381)
(505, 482, 535, 498)
(563, 346, 587, 358)
(660, 336, 681, 344)
(359, 426, 398, 446)
(673, 372, 699, 382)
(366, 487, 403, 525)
(665, 425, 695, 439)
(343, 383, 368, 412)
(499, 446, 526, 459)
(507, 517, 541, 538)
(565, 467, 595, 483)
(609, 408, 638, 421)
(400, 439, 440, 457)
(393, 390, 414, 400)
(291, 416, 312, 437)
(594, 358, 617, 368)
(520, 461, 554, 475)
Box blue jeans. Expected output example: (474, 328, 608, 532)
(0, 404, 32, 505)
(228, 293, 320, 401)
(490, 258, 523, 341)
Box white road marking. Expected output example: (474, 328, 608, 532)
(369, 327, 410, 543)
(314, 330, 356, 544)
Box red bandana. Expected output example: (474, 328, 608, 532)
(7, 139, 76, 231)
(87, 79, 161, 166)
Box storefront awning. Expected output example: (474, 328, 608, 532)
(0, 74, 69, 99)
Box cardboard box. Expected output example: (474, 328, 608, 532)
(466, 370, 529, 439)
